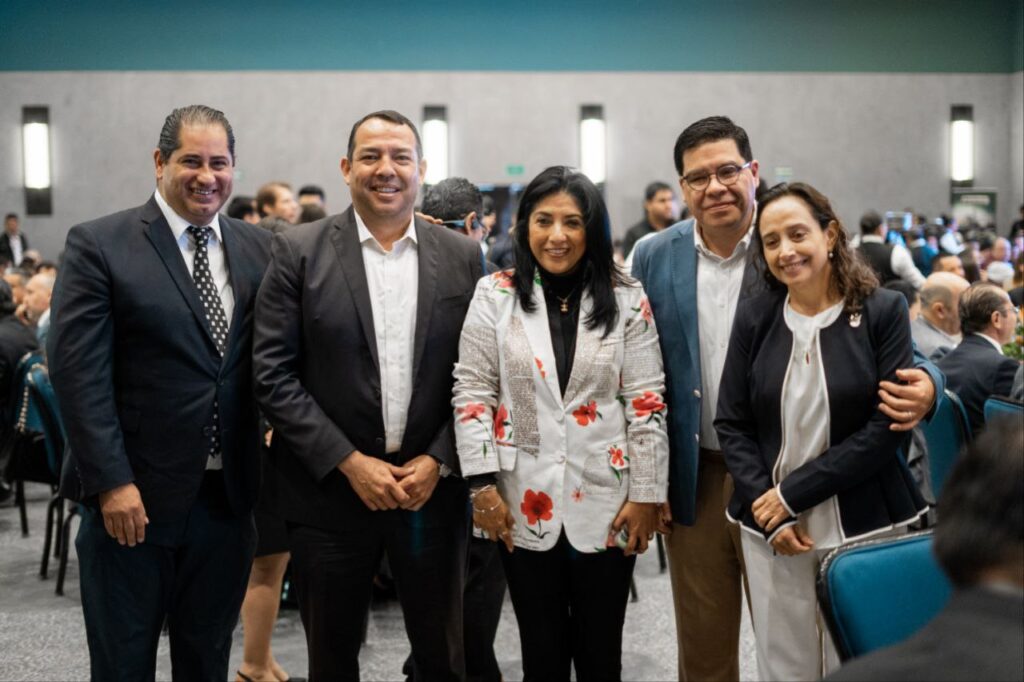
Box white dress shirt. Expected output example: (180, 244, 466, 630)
(695, 223, 754, 450)
(154, 189, 234, 470)
(355, 211, 419, 453)
(8, 233, 24, 266)
(860, 234, 925, 288)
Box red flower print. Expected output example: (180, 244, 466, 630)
(535, 357, 546, 378)
(521, 489, 554, 539)
(572, 400, 601, 426)
(457, 403, 486, 423)
(632, 297, 654, 329)
(608, 446, 627, 470)
(571, 487, 584, 503)
(632, 392, 665, 419)
(493, 404, 511, 441)
(492, 270, 515, 291)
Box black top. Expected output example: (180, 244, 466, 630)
(858, 240, 898, 284)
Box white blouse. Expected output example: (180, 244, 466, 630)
(774, 297, 844, 549)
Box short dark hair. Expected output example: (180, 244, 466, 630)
(883, 280, 919, 310)
(346, 110, 422, 161)
(933, 418, 1023, 587)
(227, 196, 257, 221)
(299, 204, 327, 223)
(256, 182, 292, 217)
(298, 185, 325, 200)
(3, 213, 17, 222)
(958, 281, 1009, 335)
(512, 166, 629, 337)
(673, 116, 753, 176)
(931, 253, 960, 272)
(421, 177, 483, 223)
(644, 181, 673, 202)
(157, 105, 235, 163)
(860, 211, 884, 235)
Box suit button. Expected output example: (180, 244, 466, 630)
(556, 412, 564, 423)
(693, 389, 701, 398)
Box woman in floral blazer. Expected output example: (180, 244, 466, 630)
(452, 166, 669, 681)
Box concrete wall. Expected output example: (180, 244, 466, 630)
(1, 70, 1020, 258)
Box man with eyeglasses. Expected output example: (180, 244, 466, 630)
(631, 116, 944, 681)
(421, 176, 494, 272)
(938, 282, 1020, 434)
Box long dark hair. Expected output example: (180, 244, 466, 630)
(513, 166, 628, 337)
(754, 182, 878, 314)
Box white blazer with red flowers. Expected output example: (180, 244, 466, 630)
(453, 270, 669, 553)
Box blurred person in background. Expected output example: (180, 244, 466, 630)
(912, 272, 970, 361)
(621, 181, 678, 259)
(297, 184, 325, 210)
(228, 195, 261, 225)
(256, 181, 300, 233)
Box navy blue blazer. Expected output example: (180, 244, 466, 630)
(48, 197, 271, 520)
(715, 287, 927, 541)
(937, 333, 1019, 435)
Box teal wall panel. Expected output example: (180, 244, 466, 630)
(1, 0, 1021, 72)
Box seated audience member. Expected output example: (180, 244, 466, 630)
(298, 203, 326, 224)
(297, 184, 325, 209)
(912, 272, 970, 360)
(18, 249, 41, 273)
(932, 252, 966, 279)
(857, 210, 925, 288)
(621, 181, 677, 259)
(959, 248, 984, 283)
(989, 236, 1012, 266)
(18, 271, 54, 348)
(227, 195, 261, 224)
(453, 166, 668, 681)
(34, 261, 57, 277)
(0, 280, 42, 503)
(256, 181, 300, 233)
(907, 226, 938, 277)
(715, 182, 927, 681)
(884, 280, 921, 321)
(1007, 253, 1024, 307)
(2, 269, 28, 307)
(937, 282, 1020, 433)
(828, 419, 1024, 682)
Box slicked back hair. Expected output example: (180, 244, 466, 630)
(346, 110, 422, 161)
(958, 281, 1009, 335)
(673, 116, 753, 176)
(157, 105, 235, 163)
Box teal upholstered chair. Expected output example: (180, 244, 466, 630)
(918, 389, 971, 500)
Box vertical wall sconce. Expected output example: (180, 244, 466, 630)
(23, 106, 53, 215)
(579, 105, 606, 185)
(422, 105, 448, 186)
(950, 105, 974, 186)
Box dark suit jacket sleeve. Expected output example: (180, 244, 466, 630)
(778, 294, 914, 514)
(913, 341, 946, 423)
(715, 298, 794, 539)
(47, 225, 134, 496)
(253, 232, 357, 481)
(422, 237, 484, 470)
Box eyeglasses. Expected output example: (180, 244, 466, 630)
(442, 218, 487, 233)
(681, 161, 752, 191)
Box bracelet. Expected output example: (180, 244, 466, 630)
(473, 500, 501, 514)
(469, 484, 496, 500)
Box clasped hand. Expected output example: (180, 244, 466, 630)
(338, 451, 440, 511)
(752, 487, 814, 556)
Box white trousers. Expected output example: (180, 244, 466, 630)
(741, 531, 841, 681)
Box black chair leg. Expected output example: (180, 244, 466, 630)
(656, 533, 667, 574)
(16, 479, 28, 537)
(629, 577, 638, 602)
(57, 504, 79, 597)
(54, 498, 64, 558)
(40, 494, 60, 578)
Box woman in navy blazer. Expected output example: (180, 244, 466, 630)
(715, 182, 927, 681)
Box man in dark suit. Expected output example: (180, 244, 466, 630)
(938, 281, 1020, 434)
(254, 110, 483, 681)
(828, 419, 1023, 681)
(48, 105, 270, 681)
(1, 213, 29, 267)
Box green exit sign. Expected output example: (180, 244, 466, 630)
(505, 164, 525, 177)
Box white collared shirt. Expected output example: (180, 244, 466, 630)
(8, 233, 24, 266)
(356, 211, 419, 453)
(153, 190, 235, 323)
(695, 222, 754, 450)
(974, 332, 1005, 354)
(154, 190, 234, 470)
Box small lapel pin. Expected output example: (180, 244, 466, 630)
(849, 313, 862, 328)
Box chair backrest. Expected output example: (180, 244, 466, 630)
(26, 365, 66, 479)
(984, 395, 1023, 424)
(11, 350, 45, 434)
(817, 530, 952, 661)
(918, 389, 971, 499)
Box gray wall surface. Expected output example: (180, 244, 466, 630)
(2, 70, 1022, 259)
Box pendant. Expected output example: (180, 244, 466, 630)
(560, 301, 569, 313)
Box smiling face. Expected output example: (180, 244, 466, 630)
(679, 138, 758, 238)
(154, 124, 233, 226)
(341, 117, 425, 230)
(759, 195, 837, 295)
(528, 192, 587, 275)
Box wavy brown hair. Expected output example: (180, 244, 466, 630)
(754, 182, 878, 314)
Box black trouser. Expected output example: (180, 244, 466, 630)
(77, 472, 256, 682)
(287, 503, 469, 682)
(500, 530, 636, 682)
(464, 536, 507, 682)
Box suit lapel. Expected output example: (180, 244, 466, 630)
(219, 219, 250, 366)
(411, 219, 437, 382)
(520, 272, 563, 407)
(142, 199, 220, 354)
(671, 228, 701, 380)
(330, 208, 379, 372)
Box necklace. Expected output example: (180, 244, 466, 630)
(554, 286, 578, 313)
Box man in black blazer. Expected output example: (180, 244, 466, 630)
(1, 213, 29, 267)
(937, 281, 1019, 434)
(828, 420, 1023, 682)
(48, 105, 270, 681)
(254, 110, 483, 681)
